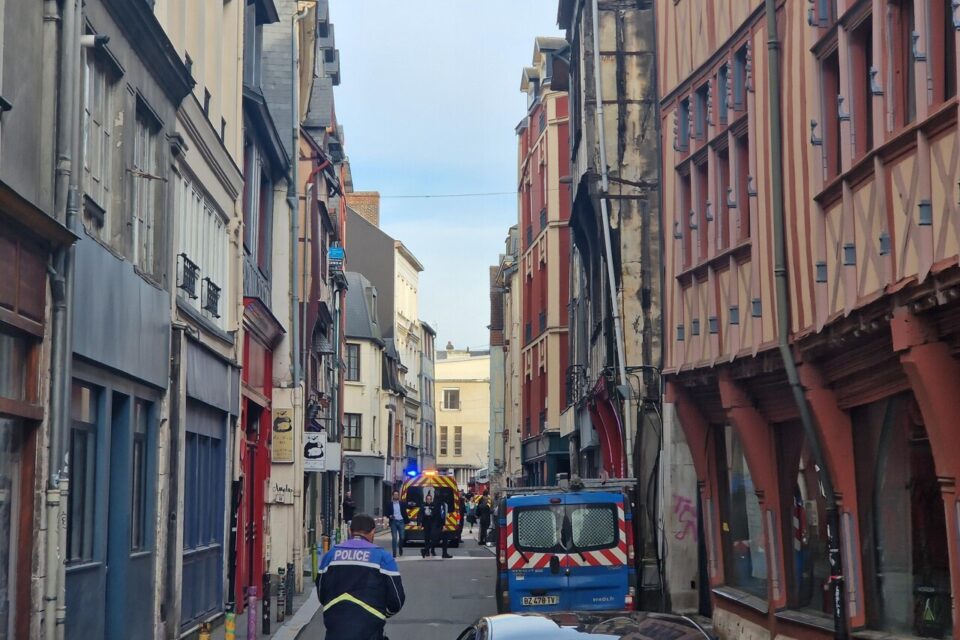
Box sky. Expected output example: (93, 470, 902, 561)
(332, 1, 563, 351)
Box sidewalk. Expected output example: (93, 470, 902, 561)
(204, 586, 319, 640)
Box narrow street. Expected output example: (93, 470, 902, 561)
(301, 530, 498, 639)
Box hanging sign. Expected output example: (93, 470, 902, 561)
(272, 408, 295, 463)
(304, 434, 340, 472)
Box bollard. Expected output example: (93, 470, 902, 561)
(262, 572, 271, 634)
(198, 621, 211, 640)
(286, 562, 295, 611)
(276, 566, 286, 622)
(224, 607, 236, 640)
(246, 587, 257, 640)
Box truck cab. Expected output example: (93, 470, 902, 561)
(495, 480, 637, 614)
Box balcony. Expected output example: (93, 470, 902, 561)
(178, 253, 199, 299)
(202, 278, 221, 318)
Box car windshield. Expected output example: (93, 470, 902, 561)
(513, 503, 620, 553)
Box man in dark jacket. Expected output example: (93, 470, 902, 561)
(476, 490, 492, 545)
(343, 491, 356, 529)
(316, 514, 405, 640)
(384, 490, 409, 557)
(417, 493, 451, 558)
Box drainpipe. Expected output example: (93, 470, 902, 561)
(46, 0, 81, 636)
(590, 0, 633, 478)
(289, 4, 311, 388)
(764, 1, 847, 638)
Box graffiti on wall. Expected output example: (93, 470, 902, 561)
(674, 494, 697, 542)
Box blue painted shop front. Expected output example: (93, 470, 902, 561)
(65, 234, 168, 639)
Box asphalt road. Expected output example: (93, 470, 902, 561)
(300, 529, 498, 640)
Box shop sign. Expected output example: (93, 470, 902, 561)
(305, 433, 341, 473)
(272, 408, 295, 462)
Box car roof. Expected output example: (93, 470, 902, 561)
(485, 611, 710, 640)
(506, 492, 624, 507)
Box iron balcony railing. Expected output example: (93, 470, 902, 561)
(178, 253, 199, 299)
(202, 278, 221, 318)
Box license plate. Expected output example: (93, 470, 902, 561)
(521, 596, 559, 606)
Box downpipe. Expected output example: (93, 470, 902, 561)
(591, 0, 633, 477)
(764, 0, 847, 637)
(45, 0, 81, 636)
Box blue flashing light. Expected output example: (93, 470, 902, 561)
(405, 469, 418, 477)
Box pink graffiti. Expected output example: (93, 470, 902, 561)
(674, 495, 697, 542)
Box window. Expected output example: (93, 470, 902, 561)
(346, 344, 360, 381)
(779, 425, 831, 615)
(440, 426, 448, 456)
(443, 388, 460, 410)
(343, 414, 361, 451)
(821, 49, 842, 180)
(0, 332, 28, 402)
(677, 98, 690, 150)
(242, 142, 273, 275)
(82, 52, 115, 221)
(733, 46, 748, 111)
(694, 159, 709, 262)
(131, 400, 150, 551)
(133, 109, 161, 274)
(717, 64, 729, 124)
(454, 426, 462, 456)
(930, 0, 957, 104)
(68, 382, 99, 563)
(514, 506, 562, 551)
(893, 0, 917, 128)
(733, 132, 751, 241)
(718, 424, 767, 599)
(0, 418, 21, 638)
(849, 16, 874, 157)
(570, 505, 618, 550)
(175, 173, 228, 326)
(854, 395, 953, 638)
(717, 146, 731, 250)
(679, 168, 693, 268)
(695, 84, 709, 139)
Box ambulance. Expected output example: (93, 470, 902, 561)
(400, 470, 465, 547)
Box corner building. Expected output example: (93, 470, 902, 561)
(659, 0, 959, 637)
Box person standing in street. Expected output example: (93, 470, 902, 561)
(417, 493, 452, 559)
(385, 490, 408, 557)
(465, 492, 477, 534)
(476, 490, 492, 546)
(343, 490, 356, 530)
(316, 514, 405, 640)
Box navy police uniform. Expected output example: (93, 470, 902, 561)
(316, 537, 405, 640)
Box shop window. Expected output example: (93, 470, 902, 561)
(68, 382, 99, 564)
(718, 424, 768, 599)
(850, 16, 874, 158)
(854, 395, 953, 638)
(343, 413, 362, 452)
(779, 425, 831, 615)
(820, 48, 842, 180)
(0, 418, 21, 638)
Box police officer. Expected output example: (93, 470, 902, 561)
(417, 493, 452, 559)
(316, 514, 405, 640)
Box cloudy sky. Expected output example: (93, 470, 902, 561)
(332, 1, 563, 350)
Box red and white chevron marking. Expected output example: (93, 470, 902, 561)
(505, 505, 629, 570)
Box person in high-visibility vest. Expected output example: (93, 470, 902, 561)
(316, 514, 406, 640)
